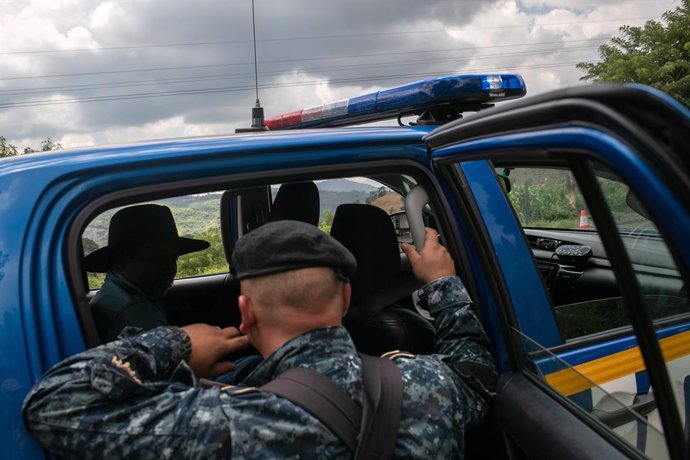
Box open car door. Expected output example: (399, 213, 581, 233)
(424, 85, 690, 460)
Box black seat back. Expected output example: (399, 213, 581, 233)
(330, 204, 434, 355)
(269, 181, 320, 225)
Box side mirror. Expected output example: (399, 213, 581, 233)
(496, 171, 512, 194)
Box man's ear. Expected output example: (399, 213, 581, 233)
(341, 282, 351, 317)
(238, 294, 256, 335)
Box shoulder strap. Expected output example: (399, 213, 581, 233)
(260, 355, 404, 460)
(356, 354, 404, 460)
(260, 367, 360, 453)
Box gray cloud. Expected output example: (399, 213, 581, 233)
(0, 0, 678, 147)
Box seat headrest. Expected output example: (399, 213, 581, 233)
(269, 182, 320, 226)
(330, 204, 400, 303)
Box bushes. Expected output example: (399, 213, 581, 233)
(507, 176, 630, 228)
(177, 226, 227, 278)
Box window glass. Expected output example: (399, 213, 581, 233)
(84, 177, 406, 290)
(83, 194, 225, 289)
(494, 162, 690, 459)
(593, 162, 690, 456)
(498, 166, 690, 341)
(499, 167, 588, 229)
(297, 177, 403, 233)
(514, 326, 670, 459)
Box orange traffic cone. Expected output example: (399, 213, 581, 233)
(579, 209, 590, 228)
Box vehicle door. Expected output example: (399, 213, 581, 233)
(425, 84, 690, 460)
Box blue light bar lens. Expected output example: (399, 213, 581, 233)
(267, 73, 526, 129)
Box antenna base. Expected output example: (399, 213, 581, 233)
(235, 105, 269, 133)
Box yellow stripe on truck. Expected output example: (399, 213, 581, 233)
(545, 330, 690, 396)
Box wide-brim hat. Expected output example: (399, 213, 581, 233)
(83, 204, 210, 272)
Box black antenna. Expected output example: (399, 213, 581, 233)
(236, 0, 268, 132)
(251, 0, 260, 105)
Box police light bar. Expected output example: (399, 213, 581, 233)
(265, 74, 525, 130)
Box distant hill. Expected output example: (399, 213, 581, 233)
(316, 179, 378, 193)
(82, 181, 381, 249)
(371, 192, 404, 214)
(82, 194, 221, 249)
(319, 190, 370, 217)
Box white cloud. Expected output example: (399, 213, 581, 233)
(89, 1, 125, 30)
(262, 71, 375, 117)
(58, 132, 96, 147)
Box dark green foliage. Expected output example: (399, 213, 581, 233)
(177, 226, 227, 278)
(318, 209, 334, 233)
(577, 0, 690, 107)
(509, 178, 582, 227)
(507, 175, 629, 228)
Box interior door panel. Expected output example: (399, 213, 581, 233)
(496, 373, 635, 460)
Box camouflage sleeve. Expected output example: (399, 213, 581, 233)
(421, 276, 497, 415)
(22, 326, 232, 459)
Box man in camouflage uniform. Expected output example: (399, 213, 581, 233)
(23, 220, 496, 459)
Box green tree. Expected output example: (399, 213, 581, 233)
(319, 209, 334, 233)
(23, 137, 63, 154)
(0, 137, 18, 158)
(177, 226, 228, 277)
(576, 0, 690, 107)
(0, 136, 63, 157)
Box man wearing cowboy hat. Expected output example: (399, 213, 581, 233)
(83, 204, 210, 343)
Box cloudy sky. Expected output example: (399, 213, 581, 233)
(0, 0, 681, 149)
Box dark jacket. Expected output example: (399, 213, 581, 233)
(90, 270, 168, 342)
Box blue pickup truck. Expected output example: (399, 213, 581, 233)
(2, 74, 689, 459)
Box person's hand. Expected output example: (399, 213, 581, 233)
(180, 324, 250, 378)
(401, 227, 456, 284)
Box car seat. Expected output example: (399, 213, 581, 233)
(269, 181, 320, 225)
(330, 203, 435, 355)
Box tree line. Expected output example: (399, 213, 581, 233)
(577, 0, 689, 108)
(0, 136, 62, 157)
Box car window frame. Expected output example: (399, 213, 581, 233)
(439, 146, 688, 458)
(66, 158, 447, 348)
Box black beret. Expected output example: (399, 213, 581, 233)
(232, 220, 357, 281)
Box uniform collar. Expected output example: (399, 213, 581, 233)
(244, 326, 358, 387)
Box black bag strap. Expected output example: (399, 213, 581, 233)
(356, 354, 403, 460)
(260, 354, 404, 459)
(260, 367, 360, 452)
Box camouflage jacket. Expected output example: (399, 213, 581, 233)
(23, 276, 495, 459)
